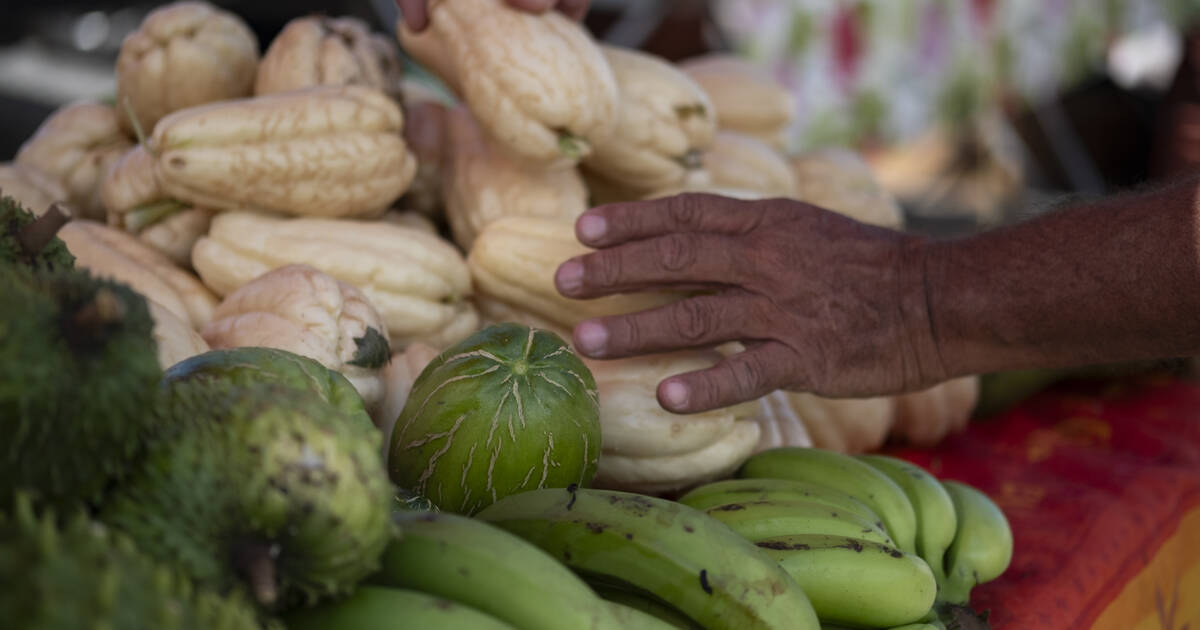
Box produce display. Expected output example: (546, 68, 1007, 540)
(389, 323, 602, 515)
(0, 1, 1017, 628)
(100, 144, 215, 266)
(201, 264, 393, 411)
(254, 16, 404, 99)
(0, 163, 68, 214)
(678, 54, 797, 151)
(581, 45, 716, 195)
(700, 130, 798, 198)
(114, 1, 259, 135)
(148, 85, 417, 219)
(442, 105, 589, 251)
(396, 0, 620, 169)
(192, 211, 478, 348)
(14, 102, 132, 220)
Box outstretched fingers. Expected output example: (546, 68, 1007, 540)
(575, 193, 774, 249)
(556, 232, 748, 299)
(656, 342, 798, 414)
(573, 293, 771, 359)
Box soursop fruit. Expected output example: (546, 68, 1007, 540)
(162, 346, 375, 437)
(0, 493, 266, 630)
(0, 265, 161, 511)
(100, 380, 395, 611)
(0, 195, 73, 271)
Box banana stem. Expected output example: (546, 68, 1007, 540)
(935, 603, 991, 630)
(123, 199, 186, 233)
(18, 203, 72, 257)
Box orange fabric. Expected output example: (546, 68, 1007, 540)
(1091, 507, 1200, 630)
(882, 373, 1200, 630)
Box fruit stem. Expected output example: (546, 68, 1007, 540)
(123, 199, 186, 233)
(73, 288, 126, 330)
(18, 203, 71, 256)
(234, 541, 279, 607)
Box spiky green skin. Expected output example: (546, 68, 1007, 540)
(0, 196, 74, 271)
(100, 381, 396, 611)
(389, 323, 601, 515)
(0, 266, 161, 512)
(0, 495, 265, 630)
(162, 347, 375, 436)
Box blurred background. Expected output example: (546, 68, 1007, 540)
(3, 0, 1200, 234)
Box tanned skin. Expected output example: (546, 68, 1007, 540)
(554, 176, 1200, 414)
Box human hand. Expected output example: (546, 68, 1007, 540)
(396, 0, 590, 32)
(554, 194, 947, 414)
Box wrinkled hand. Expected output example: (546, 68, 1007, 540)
(397, 0, 590, 32)
(554, 194, 947, 414)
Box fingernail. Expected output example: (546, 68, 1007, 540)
(578, 215, 607, 242)
(575, 321, 607, 355)
(557, 260, 583, 294)
(662, 380, 690, 410)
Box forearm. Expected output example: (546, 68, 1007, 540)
(924, 174, 1200, 377)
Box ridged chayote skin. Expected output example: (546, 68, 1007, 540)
(0, 494, 267, 630)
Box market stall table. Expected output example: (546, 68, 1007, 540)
(885, 372, 1200, 629)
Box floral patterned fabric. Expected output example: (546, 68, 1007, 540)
(713, 0, 1200, 151)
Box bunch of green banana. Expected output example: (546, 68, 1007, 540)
(701, 498, 894, 546)
(938, 481, 1014, 605)
(677, 478, 881, 524)
(825, 619, 945, 624)
(283, 586, 518, 630)
(856, 455, 958, 586)
(589, 583, 701, 629)
(679, 474, 935, 627)
(737, 448, 919, 555)
(369, 510, 624, 630)
(757, 534, 936, 627)
(474, 485, 822, 630)
(731, 448, 1017, 627)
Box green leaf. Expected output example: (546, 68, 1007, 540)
(348, 327, 391, 369)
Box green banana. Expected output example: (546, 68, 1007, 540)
(475, 486, 821, 630)
(606, 599, 689, 630)
(940, 481, 1014, 605)
(282, 586, 517, 630)
(758, 533, 936, 628)
(371, 510, 623, 630)
(591, 582, 701, 629)
(858, 454, 958, 584)
(678, 478, 882, 524)
(823, 623, 943, 630)
(703, 499, 895, 546)
(738, 448, 919, 554)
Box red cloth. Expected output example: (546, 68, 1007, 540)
(883, 373, 1200, 629)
